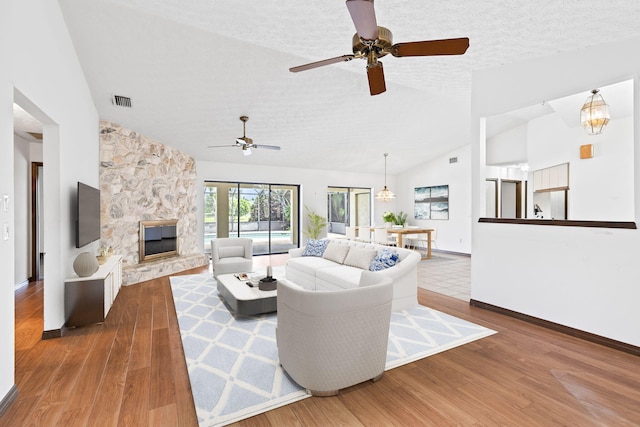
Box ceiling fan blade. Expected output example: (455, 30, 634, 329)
(390, 37, 469, 57)
(367, 61, 386, 96)
(254, 144, 281, 151)
(289, 55, 355, 73)
(208, 144, 237, 148)
(346, 0, 378, 41)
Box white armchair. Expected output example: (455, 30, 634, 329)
(276, 272, 393, 396)
(211, 237, 253, 277)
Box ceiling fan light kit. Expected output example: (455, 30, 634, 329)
(289, 0, 469, 96)
(208, 116, 281, 155)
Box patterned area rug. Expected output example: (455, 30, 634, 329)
(170, 274, 496, 427)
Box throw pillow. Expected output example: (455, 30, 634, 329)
(343, 246, 379, 270)
(370, 248, 400, 271)
(322, 241, 351, 264)
(302, 239, 329, 257)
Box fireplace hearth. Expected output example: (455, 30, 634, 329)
(139, 220, 178, 262)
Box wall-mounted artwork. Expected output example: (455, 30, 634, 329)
(414, 185, 449, 220)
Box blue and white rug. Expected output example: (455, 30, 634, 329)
(170, 274, 496, 427)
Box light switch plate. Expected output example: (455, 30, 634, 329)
(2, 195, 7, 213)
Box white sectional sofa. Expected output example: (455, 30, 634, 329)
(286, 238, 421, 311)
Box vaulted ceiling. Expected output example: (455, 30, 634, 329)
(50, 0, 640, 175)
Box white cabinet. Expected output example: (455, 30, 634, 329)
(533, 163, 569, 192)
(533, 170, 543, 191)
(555, 164, 569, 188)
(65, 255, 123, 327)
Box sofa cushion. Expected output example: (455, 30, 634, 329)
(359, 270, 388, 287)
(343, 246, 378, 270)
(316, 265, 363, 289)
(370, 248, 400, 271)
(218, 246, 244, 258)
(302, 239, 329, 257)
(322, 241, 350, 264)
(287, 256, 338, 276)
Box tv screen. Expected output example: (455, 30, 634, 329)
(76, 182, 101, 248)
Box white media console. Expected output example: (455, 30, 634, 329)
(64, 255, 123, 327)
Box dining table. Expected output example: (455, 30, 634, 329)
(371, 227, 435, 259)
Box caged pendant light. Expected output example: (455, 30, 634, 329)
(375, 153, 396, 202)
(580, 89, 610, 135)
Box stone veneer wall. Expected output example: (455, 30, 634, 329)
(99, 121, 208, 285)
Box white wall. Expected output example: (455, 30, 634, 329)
(13, 135, 31, 286)
(395, 145, 472, 254)
(12, 138, 43, 288)
(486, 124, 528, 166)
(471, 36, 640, 346)
(196, 161, 394, 251)
(1, 0, 99, 401)
(526, 114, 634, 221)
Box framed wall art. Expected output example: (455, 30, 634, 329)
(414, 185, 449, 220)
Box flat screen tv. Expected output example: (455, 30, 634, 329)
(76, 182, 101, 248)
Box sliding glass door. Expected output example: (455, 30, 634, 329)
(327, 187, 371, 238)
(204, 181, 299, 255)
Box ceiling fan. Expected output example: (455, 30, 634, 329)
(289, 0, 469, 96)
(208, 116, 281, 156)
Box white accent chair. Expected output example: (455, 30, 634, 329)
(211, 237, 253, 277)
(276, 272, 393, 396)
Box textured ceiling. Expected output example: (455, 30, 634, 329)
(48, 0, 640, 175)
(13, 104, 43, 142)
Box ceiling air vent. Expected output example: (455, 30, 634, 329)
(112, 95, 132, 108)
(449, 157, 458, 164)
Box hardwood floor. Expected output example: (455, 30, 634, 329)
(3, 263, 640, 426)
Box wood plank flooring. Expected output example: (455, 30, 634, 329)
(3, 262, 640, 426)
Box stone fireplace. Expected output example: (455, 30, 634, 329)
(139, 220, 178, 262)
(100, 121, 208, 285)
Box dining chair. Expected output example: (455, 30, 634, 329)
(357, 226, 371, 242)
(410, 229, 437, 257)
(373, 227, 396, 246)
(345, 226, 357, 240)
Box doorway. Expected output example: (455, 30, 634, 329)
(500, 180, 523, 218)
(327, 187, 372, 237)
(31, 162, 44, 281)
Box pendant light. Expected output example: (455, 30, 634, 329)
(580, 89, 610, 135)
(375, 153, 395, 201)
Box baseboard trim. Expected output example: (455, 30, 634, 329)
(42, 328, 63, 340)
(470, 299, 640, 357)
(0, 385, 18, 417)
(432, 249, 470, 257)
(14, 280, 28, 291)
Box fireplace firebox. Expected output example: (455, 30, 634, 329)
(139, 220, 178, 262)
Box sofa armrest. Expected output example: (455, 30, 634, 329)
(289, 247, 305, 258)
(374, 250, 420, 279)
